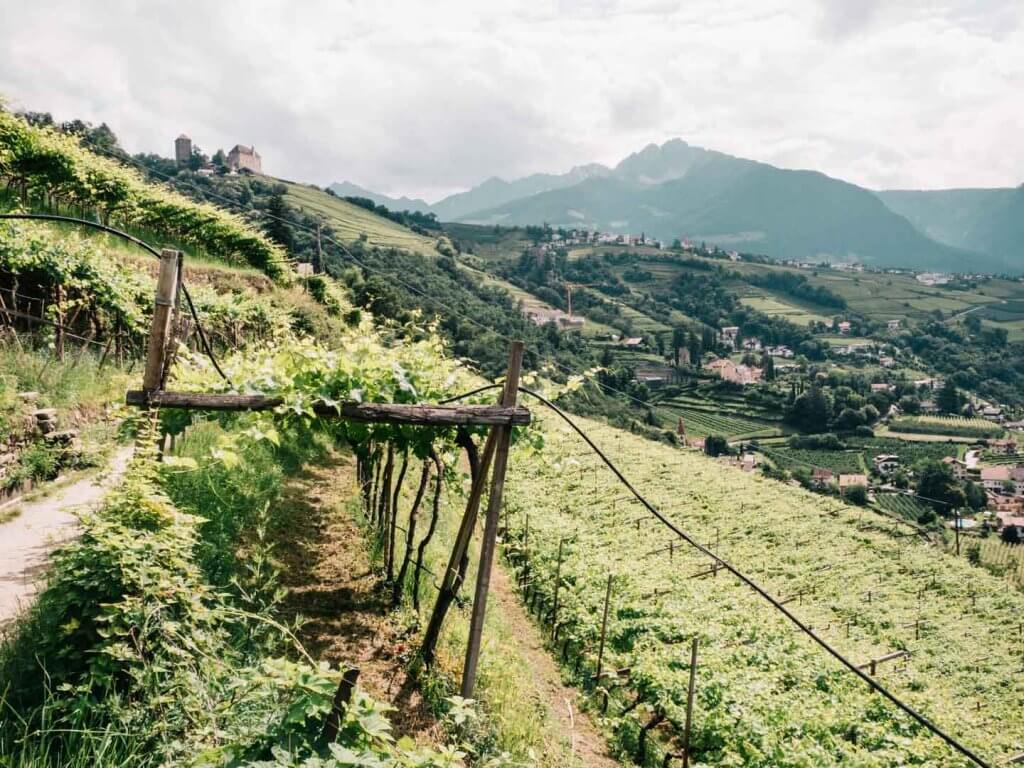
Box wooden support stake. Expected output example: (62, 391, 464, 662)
(143, 249, 180, 392)
(596, 574, 613, 685)
(551, 538, 565, 641)
(320, 667, 360, 745)
(682, 636, 699, 768)
(420, 430, 498, 666)
(461, 341, 524, 698)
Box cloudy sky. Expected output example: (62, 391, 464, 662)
(1, 0, 1021, 201)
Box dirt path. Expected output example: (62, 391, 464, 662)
(0, 446, 133, 628)
(488, 559, 621, 768)
(274, 452, 620, 766)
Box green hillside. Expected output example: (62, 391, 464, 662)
(281, 179, 442, 254)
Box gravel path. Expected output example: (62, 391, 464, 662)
(0, 446, 133, 629)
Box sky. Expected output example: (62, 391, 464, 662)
(1, 0, 1022, 201)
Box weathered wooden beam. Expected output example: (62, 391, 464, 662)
(125, 390, 531, 426)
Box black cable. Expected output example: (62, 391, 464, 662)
(443, 381, 990, 767)
(0, 212, 233, 387)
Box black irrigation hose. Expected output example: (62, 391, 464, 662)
(0, 212, 233, 386)
(444, 381, 990, 768)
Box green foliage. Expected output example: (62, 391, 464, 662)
(0, 109, 286, 277)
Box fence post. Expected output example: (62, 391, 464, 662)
(596, 574, 613, 684)
(143, 249, 180, 392)
(551, 538, 565, 640)
(461, 340, 524, 698)
(682, 636, 699, 768)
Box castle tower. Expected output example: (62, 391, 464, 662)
(175, 134, 192, 166)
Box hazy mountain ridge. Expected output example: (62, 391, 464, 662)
(877, 187, 1024, 270)
(327, 180, 433, 213)
(332, 140, 1020, 274)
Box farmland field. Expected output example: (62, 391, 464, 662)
(654, 400, 786, 439)
(890, 415, 1004, 439)
(504, 413, 1024, 766)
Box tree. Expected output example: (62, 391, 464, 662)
(936, 381, 964, 414)
(916, 460, 966, 513)
(1002, 525, 1021, 545)
(264, 193, 294, 252)
(844, 484, 868, 505)
(762, 353, 775, 381)
(964, 481, 987, 511)
(704, 435, 729, 457)
(787, 386, 831, 432)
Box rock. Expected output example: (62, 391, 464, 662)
(17, 391, 40, 403)
(0, 452, 15, 466)
(43, 429, 78, 444)
(33, 409, 57, 421)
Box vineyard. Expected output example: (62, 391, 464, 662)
(501, 413, 1024, 766)
(966, 538, 1024, 590)
(653, 385, 788, 440)
(889, 415, 1004, 439)
(874, 492, 936, 525)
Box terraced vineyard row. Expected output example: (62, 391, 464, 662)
(503, 413, 1024, 766)
(655, 403, 784, 438)
(890, 415, 1004, 439)
(874, 492, 935, 524)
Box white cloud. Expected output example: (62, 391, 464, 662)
(0, 0, 1021, 200)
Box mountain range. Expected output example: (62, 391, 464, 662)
(331, 140, 1022, 274)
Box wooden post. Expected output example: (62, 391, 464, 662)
(551, 538, 565, 641)
(143, 249, 180, 392)
(954, 509, 961, 556)
(596, 574, 613, 684)
(320, 667, 360, 745)
(315, 221, 324, 273)
(461, 340, 524, 698)
(53, 285, 64, 361)
(682, 636, 699, 768)
(420, 429, 498, 666)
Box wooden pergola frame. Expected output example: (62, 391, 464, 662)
(125, 248, 528, 697)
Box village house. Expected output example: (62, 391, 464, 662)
(879, 355, 896, 368)
(980, 405, 1003, 421)
(766, 345, 794, 358)
(837, 321, 852, 334)
(620, 337, 645, 349)
(942, 456, 969, 481)
(720, 326, 740, 346)
(706, 357, 763, 386)
(838, 473, 869, 490)
(873, 455, 900, 475)
(886, 319, 900, 331)
(742, 338, 763, 351)
(871, 383, 894, 394)
(811, 468, 835, 488)
(988, 438, 1018, 456)
(996, 510, 1024, 528)
(981, 466, 1012, 493)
